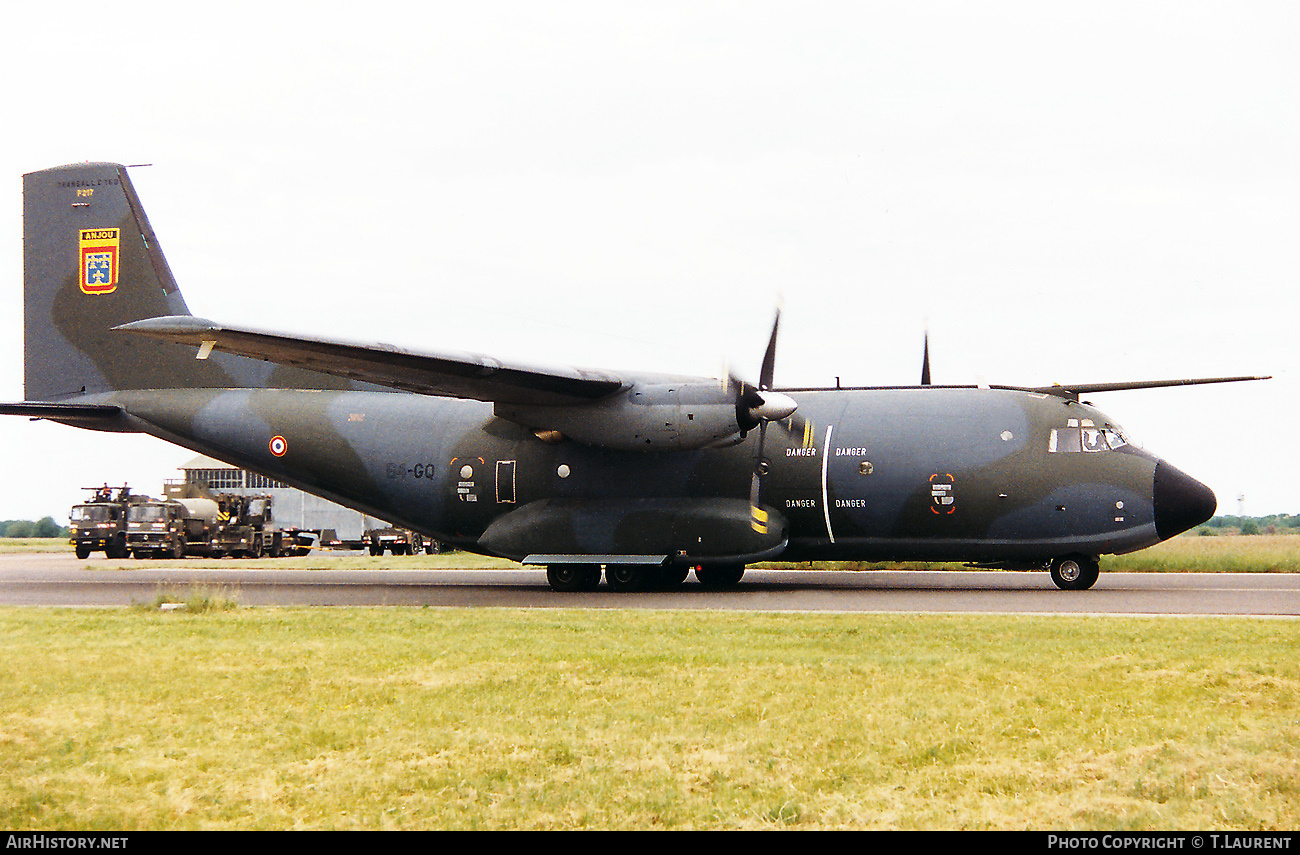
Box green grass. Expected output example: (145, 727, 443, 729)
(133, 586, 240, 613)
(0, 607, 1295, 829)
(0, 537, 71, 553)
(1106, 535, 1300, 573)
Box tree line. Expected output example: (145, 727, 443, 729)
(0, 518, 69, 538)
(1201, 514, 1300, 536)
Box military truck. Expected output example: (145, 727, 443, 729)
(125, 495, 218, 559)
(70, 485, 151, 559)
(208, 493, 274, 557)
(126, 488, 299, 558)
(365, 526, 416, 555)
(362, 526, 443, 555)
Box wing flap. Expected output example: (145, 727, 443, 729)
(116, 316, 627, 405)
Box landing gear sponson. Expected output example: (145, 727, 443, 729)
(543, 562, 740, 592)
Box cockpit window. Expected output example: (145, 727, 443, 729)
(1103, 428, 1129, 450)
(1049, 419, 1129, 453)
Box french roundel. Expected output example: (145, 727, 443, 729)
(269, 435, 288, 457)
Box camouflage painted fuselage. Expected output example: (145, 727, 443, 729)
(70, 383, 1182, 566)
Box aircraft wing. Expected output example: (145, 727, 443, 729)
(116, 316, 630, 406)
(1025, 376, 1271, 400)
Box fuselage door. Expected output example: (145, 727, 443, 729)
(496, 459, 517, 504)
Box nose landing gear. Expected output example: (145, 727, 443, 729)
(1049, 555, 1100, 591)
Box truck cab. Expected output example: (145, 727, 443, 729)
(125, 500, 188, 559)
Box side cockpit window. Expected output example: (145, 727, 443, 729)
(1049, 419, 1129, 453)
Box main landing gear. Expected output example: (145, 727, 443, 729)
(1049, 555, 1100, 591)
(544, 564, 743, 593)
(545, 564, 603, 592)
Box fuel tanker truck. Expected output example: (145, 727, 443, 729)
(124, 490, 307, 558)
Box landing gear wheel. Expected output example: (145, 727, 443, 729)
(1050, 555, 1100, 591)
(607, 564, 656, 593)
(695, 565, 745, 589)
(546, 564, 602, 592)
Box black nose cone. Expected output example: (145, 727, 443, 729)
(1154, 460, 1217, 540)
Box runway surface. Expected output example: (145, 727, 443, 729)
(1, 552, 1297, 615)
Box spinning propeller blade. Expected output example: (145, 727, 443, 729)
(745, 310, 796, 532)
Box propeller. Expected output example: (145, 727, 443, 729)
(734, 310, 797, 533)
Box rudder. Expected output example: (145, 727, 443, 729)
(23, 163, 230, 400)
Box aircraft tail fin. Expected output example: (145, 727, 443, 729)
(21, 162, 227, 400)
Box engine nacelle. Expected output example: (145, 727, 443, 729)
(496, 381, 795, 451)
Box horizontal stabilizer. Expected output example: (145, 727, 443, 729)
(0, 401, 127, 431)
(0, 402, 122, 419)
(116, 316, 628, 406)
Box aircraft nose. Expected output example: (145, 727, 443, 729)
(1153, 460, 1217, 540)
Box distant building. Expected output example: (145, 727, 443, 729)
(177, 455, 384, 544)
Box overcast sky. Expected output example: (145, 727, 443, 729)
(0, 1, 1295, 521)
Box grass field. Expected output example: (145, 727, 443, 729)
(1106, 535, 1300, 574)
(0, 606, 1295, 830)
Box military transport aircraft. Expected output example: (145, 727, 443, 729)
(1, 163, 1266, 592)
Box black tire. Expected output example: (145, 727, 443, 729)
(547, 564, 592, 593)
(75, 545, 91, 559)
(607, 563, 655, 593)
(1050, 555, 1100, 591)
(695, 565, 745, 589)
(106, 535, 128, 559)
